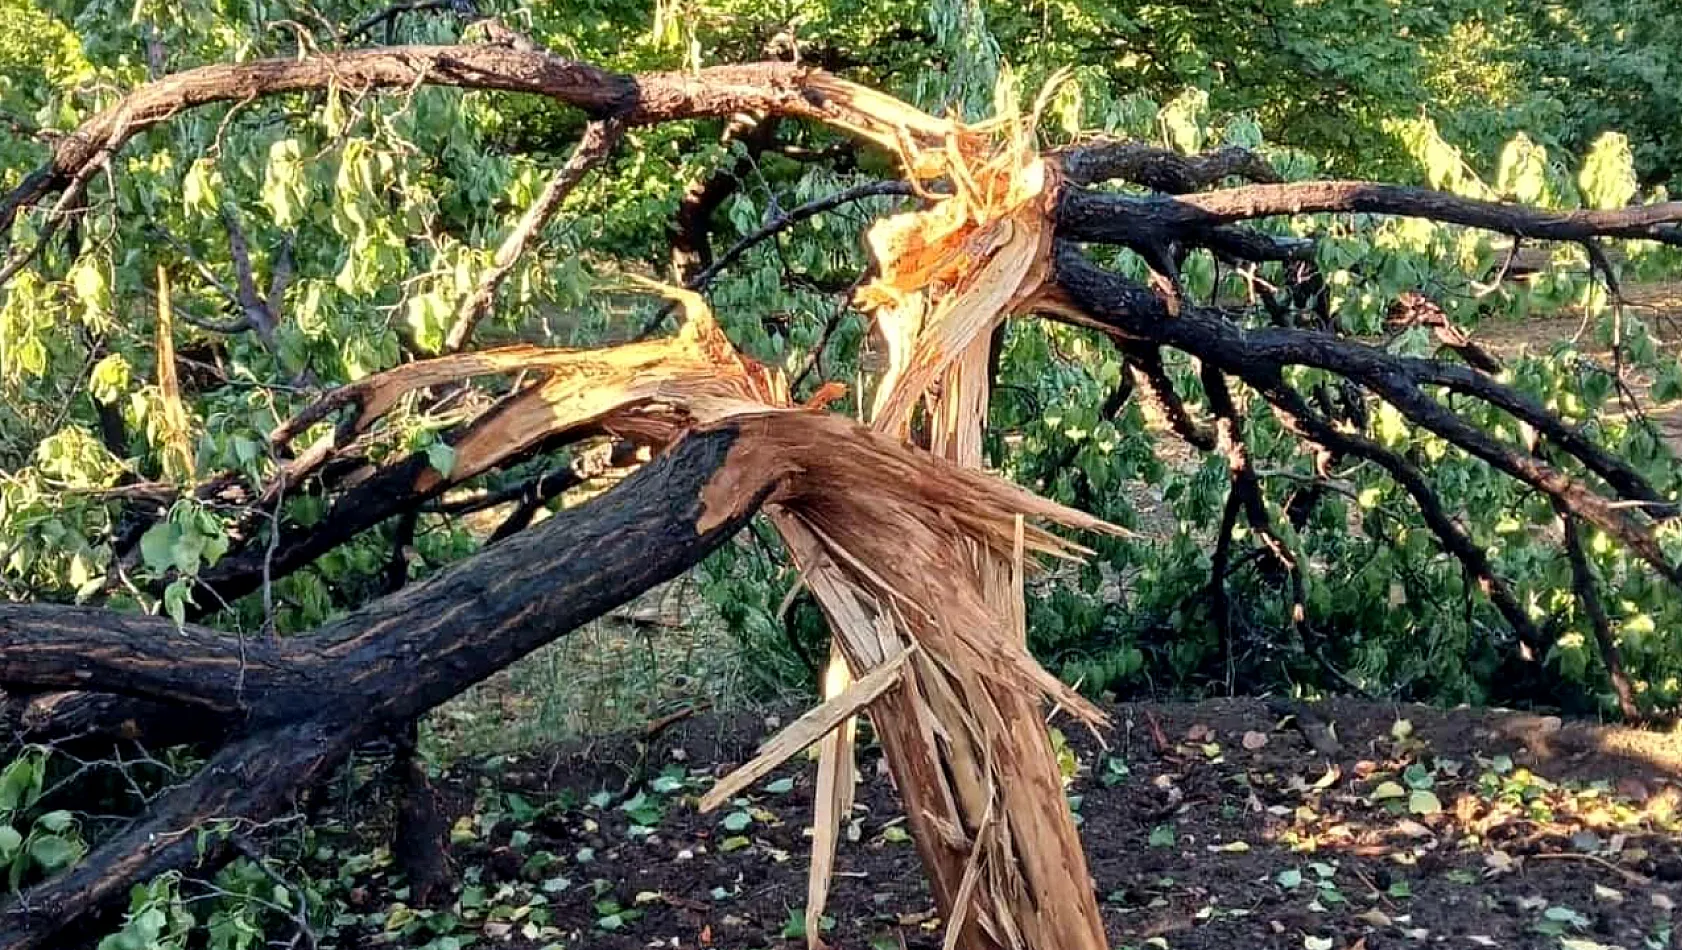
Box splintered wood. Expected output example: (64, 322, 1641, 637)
(277, 79, 1112, 950)
(789, 68, 1109, 950)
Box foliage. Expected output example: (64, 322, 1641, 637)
(0, 0, 1679, 714)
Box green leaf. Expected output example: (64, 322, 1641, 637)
(28, 833, 79, 871)
(261, 138, 307, 227)
(182, 158, 220, 217)
(1496, 133, 1549, 205)
(0, 756, 41, 812)
(163, 579, 193, 627)
(1148, 823, 1176, 848)
(0, 826, 20, 860)
(1369, 781, 1407, 802)
(34, 810, 72, 833)
(138, 523, 179, 575)
(1402, 763, 1434, 789)
(1579, 133, 1637, 210)
(763, 777, 794, 794)
(426, 442, 456, 479)
(722, 811, 752, 832)
(1157, 88, 1209, 154)
(89, 353, 132, 405)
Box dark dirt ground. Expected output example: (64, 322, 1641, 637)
(323, 698, 1682, 950)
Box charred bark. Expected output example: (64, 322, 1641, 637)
(0, 425, 772, 949)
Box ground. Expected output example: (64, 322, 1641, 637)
(328, 698, 1681, 950)
(374, 287, 1682, 950)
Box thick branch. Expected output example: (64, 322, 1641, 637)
(0, 608, 304, 716)
(1, 48, 938, 242)
(0, 425, 774, 948)
(1056, 141, 1282, 191)
(1059, 181, 1682, 247)
(1, 691, 220, 749)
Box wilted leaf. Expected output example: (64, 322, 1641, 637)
(1370, 781, 1407, 802)
(1407, 790, 1442, 816)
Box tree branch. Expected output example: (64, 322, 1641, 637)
(1056, 141, 1282, 191)
(1059, 180, 1682, 247)
(0, 49, 948, 247)
(1557, 503, 1640, 720)
(443, 117, 626, 352)
(1050, 246, 1682, 590)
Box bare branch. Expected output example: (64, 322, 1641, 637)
(444, 117, 625, 352)
(1060, 180, 1682, 247)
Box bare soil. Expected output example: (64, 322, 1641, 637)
(329, 698, 1682, 950)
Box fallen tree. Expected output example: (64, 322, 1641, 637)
(3, 20, 1681, 950)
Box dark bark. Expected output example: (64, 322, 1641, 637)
(392, 719, 452, 906)
(0, 426, 774, 949)
(670, 117, 781, 282)
(1058, 180, 1682, 247)
(1, 691, 221, 750)
(1051, 246, 1681, 587)
(1057, 141, 1282, 191)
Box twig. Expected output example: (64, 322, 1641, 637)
(635, 180, 914, 339)
(343, 0, 475, 43)
(1556, 504, 1639, 720)
(1526, 852, 1650, 886)
(230, 837, 319, 950)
